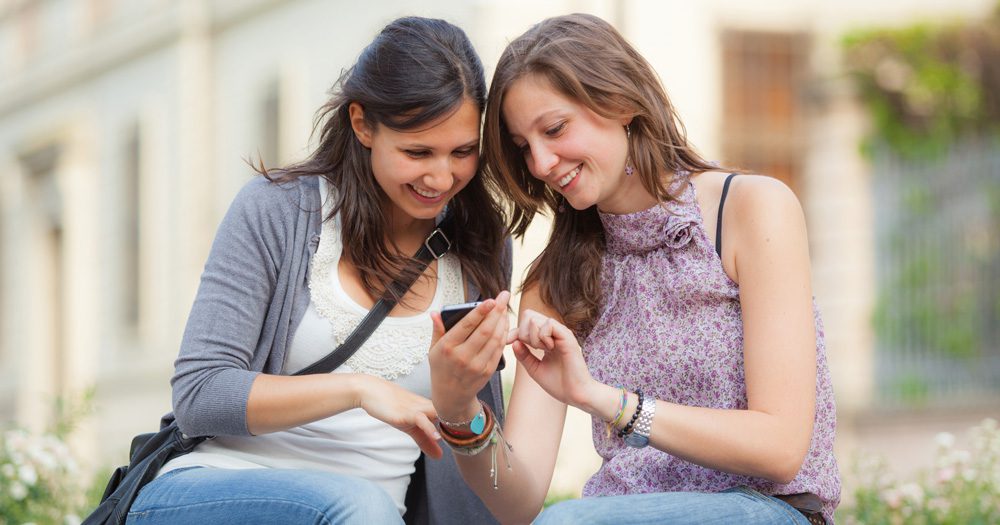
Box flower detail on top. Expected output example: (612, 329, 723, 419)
(662, 214, 696, 250)
(599, 182, 702, 255)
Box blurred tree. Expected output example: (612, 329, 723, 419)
(843, 3, 1000, 159)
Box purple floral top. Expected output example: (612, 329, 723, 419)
(581, 182, 841, 522)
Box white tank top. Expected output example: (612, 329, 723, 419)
(159, 179, 465, 514)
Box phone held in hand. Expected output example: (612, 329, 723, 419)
(439, 301, 505, 371)
(440, 301, 482, 330)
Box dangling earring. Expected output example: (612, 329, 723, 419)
(624, 125, 635, 177)
(558, 196, 566, 213)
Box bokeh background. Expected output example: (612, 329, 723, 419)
(1, 0, 998, 520)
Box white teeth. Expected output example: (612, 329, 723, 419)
(411, 185, 443, 198)
(558, 165, 582, 188)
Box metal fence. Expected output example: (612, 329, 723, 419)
(872, 138, 1000, 409)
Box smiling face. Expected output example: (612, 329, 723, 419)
(351, 98, 481, 226)
(501, 74, 650, 214)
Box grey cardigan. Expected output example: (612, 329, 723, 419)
(168, 176, 507, 525)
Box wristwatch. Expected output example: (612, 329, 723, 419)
(624, 397, 656, 448)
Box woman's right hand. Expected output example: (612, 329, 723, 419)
(356, 375, 443, 459)
(507, 309, 599, 411)
(428, 291, 511, 423)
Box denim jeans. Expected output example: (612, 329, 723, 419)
(534, 487, 811, 525)
(125, 467, 404, 525)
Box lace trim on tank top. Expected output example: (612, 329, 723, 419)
(308, 207, 464, 380)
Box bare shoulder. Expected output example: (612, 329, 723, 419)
(727, 175, 805, 233)
(726, 176, 810, 282)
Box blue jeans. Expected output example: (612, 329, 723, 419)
(535, 487, 810, 525)
(126, 467, 404, 525)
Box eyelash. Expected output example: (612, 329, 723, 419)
(405, 148, 476, 159)
(545, 122, 566, 137)
(517, 121, 567, 154)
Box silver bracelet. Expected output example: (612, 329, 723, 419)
(624, 396, 656, 448)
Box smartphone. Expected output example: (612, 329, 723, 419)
(439, 301, 505, 371)
(440, 301, 482, 330)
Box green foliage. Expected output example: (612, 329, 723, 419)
(50, 388, 95, 440)
(543, 489, 577, 509)
(842, 6, 1000, 159)
(872, 220, 984, 364)
(842, 419, 1000, 524)
(868, 141, 1000, 406)
(0, 429, 88, 524)
(1, 393, 97, 525)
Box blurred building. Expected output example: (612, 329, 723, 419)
(0, 0, 996, 506)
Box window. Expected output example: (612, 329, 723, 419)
(721, 30, 811, 194)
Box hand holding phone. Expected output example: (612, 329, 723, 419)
(440, 301, 483, 330)
(438, 300, 505, 371)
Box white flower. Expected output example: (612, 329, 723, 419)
(934, 432, 955, 449)
(1, 463, 14, 477)
(28, 440, 58, 472)
(927, 496, 950, 514)
(6, 429, 28, 452)
(882, 488, 902, 509)
(64, 514, 82, 525)
(18, 463, 38, 486)
(899, 482, 924, 505)
(935, 466, 955, 484)
(9, 480, 27, 500)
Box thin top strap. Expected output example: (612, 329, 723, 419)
(715, 173, 738, 258)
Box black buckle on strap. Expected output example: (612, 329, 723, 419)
(424, 228, 451, 260)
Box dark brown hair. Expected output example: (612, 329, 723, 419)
(482, 13, 717, 335)
(261, 17, 506, 302)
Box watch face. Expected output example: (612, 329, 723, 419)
(624, 433, 649, 448)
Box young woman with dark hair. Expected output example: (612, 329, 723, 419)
(431, 13, 840, 525)
(125, 17, 511, 525)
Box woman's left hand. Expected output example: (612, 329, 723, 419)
(507, 309, 598, 410)
(428, 291, 511, 422)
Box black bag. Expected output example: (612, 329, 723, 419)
(85, 420, 200, 525)
(83, 222, 455, 525)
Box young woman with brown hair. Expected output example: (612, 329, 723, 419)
(125, 17, 511, 525)
(430, 13, 840, 524)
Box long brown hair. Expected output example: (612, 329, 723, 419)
(261, 17, 506, 302)
(482, 13, 717, 335)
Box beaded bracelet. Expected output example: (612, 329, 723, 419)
(617, 389, 644, 438)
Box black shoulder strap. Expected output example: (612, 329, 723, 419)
(715, 173, 738, 258)
(293, 216, 454, 376)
